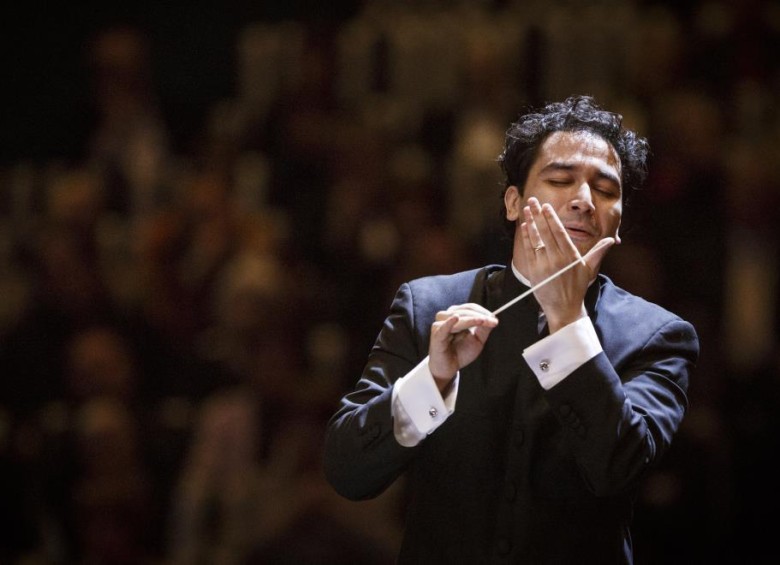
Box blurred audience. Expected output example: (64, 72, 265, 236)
(2, 1, 779, 563)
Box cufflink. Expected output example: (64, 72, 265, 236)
(539, 359, 550, 372)
(429, 407, 438, 418)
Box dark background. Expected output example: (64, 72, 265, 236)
(2, 1, 779, 563)
(4, 1, 363, 165)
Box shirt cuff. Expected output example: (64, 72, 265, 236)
(391, 357, 458, 447)
(523, 316, 602, 390)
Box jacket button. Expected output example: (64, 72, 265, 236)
(559, 404, 571, 416)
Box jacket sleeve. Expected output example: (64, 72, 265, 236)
(542, 317, 699, 497)
(323, 282, 424, 501)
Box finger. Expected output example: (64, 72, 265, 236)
(471, 321, 497, 343)
(582, 237, 615, 273)
(529, 200, 562, 255)
(439, 305, 497, 326)
(520, 221, 536, 263)
(523, 203, 545, 252)
(447, 303, 496, 318)
(451, 314, 498, 334)
(540, 203, 580, 258)
(434, 309, 498, 335)
(431, 315, 459, 344)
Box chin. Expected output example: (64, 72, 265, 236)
(573, 241, 594, 256)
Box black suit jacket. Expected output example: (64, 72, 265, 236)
(325, 265, 699, 564)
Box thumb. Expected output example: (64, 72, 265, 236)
(582, 237, 615, 273)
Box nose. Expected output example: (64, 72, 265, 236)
(568, 183, 595, 214)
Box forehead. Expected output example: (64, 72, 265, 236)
(533, 130, 621, 177)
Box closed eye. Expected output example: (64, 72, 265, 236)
(593, 184, 620, 198)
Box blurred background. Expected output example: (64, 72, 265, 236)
(1, 0, 779, 563)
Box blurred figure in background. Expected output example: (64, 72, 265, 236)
(86, 25, 170, 219)
(2, 1, 779, 563)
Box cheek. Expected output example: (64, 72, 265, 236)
(529, 190, 566, 210)
(602, 206, 622, 233)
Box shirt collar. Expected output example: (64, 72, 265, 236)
(509, 259, 603, 322)
(510, 260, 599, 292)
(510, 261, 531, 287)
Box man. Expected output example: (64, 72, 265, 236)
(324, 96, 699, 564)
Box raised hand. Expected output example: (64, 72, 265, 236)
(520, 197, 615, 333)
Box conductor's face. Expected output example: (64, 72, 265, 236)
(507, 130, 623, 257)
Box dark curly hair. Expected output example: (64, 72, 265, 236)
(497, 95, 649, 235)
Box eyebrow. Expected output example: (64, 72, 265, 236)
(540, 162, 621, 187)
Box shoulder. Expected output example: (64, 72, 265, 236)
(595, 274, 699, 354)
(396, 265, 504, 329)
(407, 265, 501, 293)
(597, 275, 686, 327)
(406, 265, 503, 305)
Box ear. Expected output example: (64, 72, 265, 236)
(504, 185, 522, 222)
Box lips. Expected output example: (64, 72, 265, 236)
(564, 223, 595, 240)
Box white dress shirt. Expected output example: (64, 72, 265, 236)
(392, 264, 602, 447)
